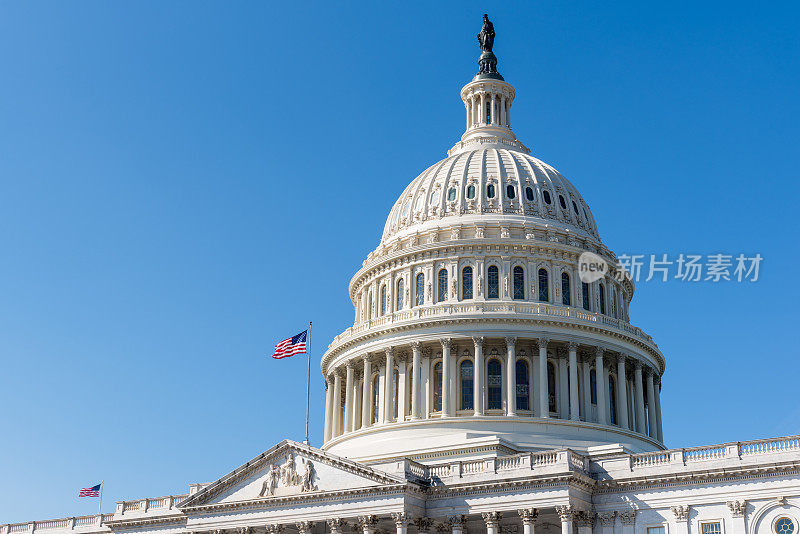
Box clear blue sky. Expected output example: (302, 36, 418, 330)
(1, 1, 798, 523)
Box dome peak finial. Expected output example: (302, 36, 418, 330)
(475, 14, 503, 81)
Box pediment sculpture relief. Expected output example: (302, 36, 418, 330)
(258, 453, 317, 497)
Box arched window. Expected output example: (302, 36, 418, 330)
(487, 184, 496, 198)
(561, 272, 571, 306)
(516, 359, 530, 410)
(506, 185, 516, 199)
(599, 283, 606, 314)
(609, 375, 617, 425)
(393, 369, 399, 418)
(433, 362, 443, 412)
(460, 360, 474, 410)
(559, 194, 567, 209)
(415, 273, 424, 306)
(525, 187, 534, 201)
(487, 265, 500, 299)
(582, 282, 590, 311)
(396, 278, 404, 311)
(487, 359, 502, 410)
(543, 190, 552, 204)
(467, 184, 476, 199)
(462, 266, 473, 299)
(547, 361, 557, 414)
(538, 268, 549, 302)
(380, 285, 387, 316)
(372, 374, 380, 424)
(513, 266, 525, 300)
(590, 369, 597, 405)
(438, 268, 448, 302)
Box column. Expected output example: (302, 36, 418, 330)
(410, 341, 421, 420)
(441, 338, 453, 417)
(490, 93, 497, 124)
(327, 519, 346, 534)
(558, 349, 569, 419)
(727, 501, 747, 534)
(358, 516, 378, 534)
(568, 343, 579, 421)
(473, 336, 485, 415)
(582, 355, 591, 421)
(361, 356, 372, 428)
(538, 338, 549, 418)
(422, 348, 431, 418)
(518, 509, 538, 534)
(344, 362, 355, 433)
(671, 506, 690, 534)
(448, 515, 466, 534)
(465, 100, 470, 130)
(482, 513, 502, 534)
(556, 506, 574, 534)
(595, 348, 607, 425)
(634, 361, 646, 433)
(506, 100, 511, 128)
(384, 348, 395, 423)
(646, 367, 657, 438)
(654, 375, 664, 442)
(323, 374, 333, 442)
(391, 513, 408, 534)
(352, 371, 361, 430)
(480, 93, 486, 125)
(506, 336, 517, 416)
(332, 371, 343, 437)
(617, 354, 630, 430)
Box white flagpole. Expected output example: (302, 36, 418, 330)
(304, 321, 312, 445)
(98, 481, 103, 515)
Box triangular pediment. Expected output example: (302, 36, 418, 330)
(178, 440, 408, 509)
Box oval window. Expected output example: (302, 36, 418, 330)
(506, 185, 515, 199)
(487, 184, 496, 198)
(430, 189, 440, 205)
(572, 200, 579, 214)
(525, 187, 534, 201)
(467, 184, 476, 199)
(543, 190, 552, 204)
(559, 195, 567, 209)
(447, 188, 457, 201)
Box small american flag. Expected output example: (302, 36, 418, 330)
(272, 330, 308, 359)
(78, 484, 101, 497)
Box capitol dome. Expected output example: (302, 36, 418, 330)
(320, 36, 665, 465)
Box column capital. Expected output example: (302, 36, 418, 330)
(440, 337, 452, 349)
(557, 346, 568, 358)
(595, 346, 605, 357)
(390, 512, 409, 526)
(346, 360, 355, 370)
(326, 519, 347, 532)
(237, 528, 252, 534)
(537, 337, 549, 348)
(517, 508, 539, 524)
(357, 516, 378, 529)
(556, 505, 576, 522)
(472, 336, 485, 348)
(618, 510, 637, 525)
(567, 341, 579, 351)
(412, 518, 433, 533)
(597, 512, 617, 526)
(421, 346, 432, 358)
(727, 500, 746, 518)
(295, 523, 315, 534)
(505, 336, 518, 347)
(385, 347, 394, 358)
(410, 341, 421, 351)
(361, 354, 371, 363)
(447, 516, 466, 528)
(671, 505, 690, 522)
(574, 511, 596, 528)
(481, 512, 502, 527)
(265, 526, 284, 534)
(634, 359, 643, 370)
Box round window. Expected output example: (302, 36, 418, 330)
(542, 190, 551, 204)
(506, 185, 515, 199)
(487, 184, 496, 198)
(525, 187, 534, 201)
(559, 195, 567, 209)
(776, 518, 795, 534)
(467, 184, 476, 199)
(447, 188, 457, 201)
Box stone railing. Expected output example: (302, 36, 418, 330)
(1, 514, 114, 534)
(628, 435, 800, 471)
(116, 494, 188, 515)
(330, 301, 657, 352)
(412, 449, 587, 485)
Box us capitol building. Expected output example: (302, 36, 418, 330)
(4, 16, 799, 534)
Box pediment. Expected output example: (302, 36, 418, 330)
(178, 440, 407, 509)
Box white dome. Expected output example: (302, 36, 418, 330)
(381, 147, 600, 246)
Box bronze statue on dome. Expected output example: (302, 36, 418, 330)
(477, 13, 495, 53)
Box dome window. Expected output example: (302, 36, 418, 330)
(402, 200, 411, 217)
(572, 200, 579, 215)
(447, 188, 457, 201)
(487, 265, 499, 299)
(430, 190, 440, 205)
(559, 195, 567, 209)
(506, 185, 515, 199)
(467, 184, 476, 199)
(542, 190, 552, 204)
(487, 184, 496, 198)
(525, 187, 534, 201)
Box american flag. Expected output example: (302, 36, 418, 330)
(78, 484, 101, 497)
(272, 330, 308, 359)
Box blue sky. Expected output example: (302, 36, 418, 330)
(1, 0, 798, 522)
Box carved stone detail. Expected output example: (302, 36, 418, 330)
(618, 510, 637, 525)
(574, 511, 595, 528)
(391, 513, 409, 527)
(413, 518, 433, 533)
(265, 527, 284, 534)
(671, 505, 690, 521)
(482, 512, 502, 527)
(296, 523, 315, 534)
(597, 512, 616, 526)
(327, 519, 347, 534)
(556, 505, 575, 522)
(448, 515, 467, 528)
(727, 500, 747, 518)
(518, 508, 539, 524)
(358, 516, 379, 530)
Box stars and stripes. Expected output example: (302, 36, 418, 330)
(78, 484, 101, 497)
(272, 330, 308, 359)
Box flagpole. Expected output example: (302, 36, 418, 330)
(98, 481, 103, 515)
(304, 321, 312, 445)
